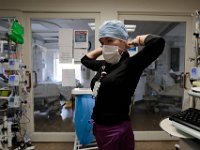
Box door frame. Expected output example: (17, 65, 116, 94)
(119, 12, 193, 140)
(1, 10, 194, 141)
(23, 12, 100, 142)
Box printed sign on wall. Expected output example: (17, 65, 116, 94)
(74, 30, 88, 48)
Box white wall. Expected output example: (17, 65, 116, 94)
(0, 0, 199, 70)
(0, 0, 200, 21)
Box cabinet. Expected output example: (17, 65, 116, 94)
(179, 139, 200, 150)
(187, 89, 200, 108)
(160, 89, 200, 150)
(160, 117, 200, 150)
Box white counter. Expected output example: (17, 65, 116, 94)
(71, 88, 92, 95)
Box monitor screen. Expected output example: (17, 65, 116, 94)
(0, 90, 11, 97)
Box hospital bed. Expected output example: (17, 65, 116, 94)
(34, 83, 61, 115)
(143, 82, 183, 113)
(34, 82, 78, 115)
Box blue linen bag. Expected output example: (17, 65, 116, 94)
(74, 94, 95, 145)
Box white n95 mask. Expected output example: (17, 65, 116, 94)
(102, 45, 121, 64)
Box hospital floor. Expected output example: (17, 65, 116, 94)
(33, 100, 181, 149)
(34, 99, 180, 132)
(33, 100, 180, 149)
(33, 141, 179, 150)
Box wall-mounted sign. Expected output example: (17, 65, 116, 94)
(74, 30, 88, 48)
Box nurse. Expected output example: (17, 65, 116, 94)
(81, 20, 165, 150)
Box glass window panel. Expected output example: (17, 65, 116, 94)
(31, 18, 95, 132)
(124, 20, 185, 131)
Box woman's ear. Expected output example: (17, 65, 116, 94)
(125, 41, 131, 49)
(119, 40, 128, 48)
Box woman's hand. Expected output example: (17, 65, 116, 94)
(127, 34, 149, 47)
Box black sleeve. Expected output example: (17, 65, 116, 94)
(128, 34, 165, 71)
(81, 55, 104, 71)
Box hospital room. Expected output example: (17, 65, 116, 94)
(0, 0, 200, 150)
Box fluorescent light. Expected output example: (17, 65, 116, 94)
(88, 23, 95, 30)
(127, 29, 136, 32)
(90, 26, 95, 31)
(125, 25, 136, 29)
(88, 23, 136, 32)
(88, 23, 95, 27)
(125, 24, 136, 32)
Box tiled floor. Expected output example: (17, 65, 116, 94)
(33, 141, 179, 150)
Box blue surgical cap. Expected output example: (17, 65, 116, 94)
(99, 20, 129, 41)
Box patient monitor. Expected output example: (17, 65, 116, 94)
(0, 87, 12, 100)
(0, 88, 12, 109)
(0, 87, 21, 108)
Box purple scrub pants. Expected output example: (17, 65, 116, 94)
(93, 121, 135, 150)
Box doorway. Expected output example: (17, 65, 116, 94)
(24, 13, 100, 141)
(119, 13, 192, 140)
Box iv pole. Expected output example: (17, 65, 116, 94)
(194, 10, 200, 67)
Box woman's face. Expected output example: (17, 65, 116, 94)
(99, 37, 127, 55)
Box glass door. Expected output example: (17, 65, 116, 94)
(119, 14, 193, 140)
(24, 13, 100, 141)
(32, 18, 95, 133)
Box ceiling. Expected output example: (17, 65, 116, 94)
(0, 18, 184, 44)
(31, 19, 95, 43)
(125, 20, 181, 38)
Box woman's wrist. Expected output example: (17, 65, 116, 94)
(138, 34, 149, 46)
(128, 34, 149, 47)
(138, 36, 142, 45)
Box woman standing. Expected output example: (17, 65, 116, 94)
(81, 20, 165, 150)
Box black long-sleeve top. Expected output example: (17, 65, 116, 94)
(81, 35, 165, 125)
